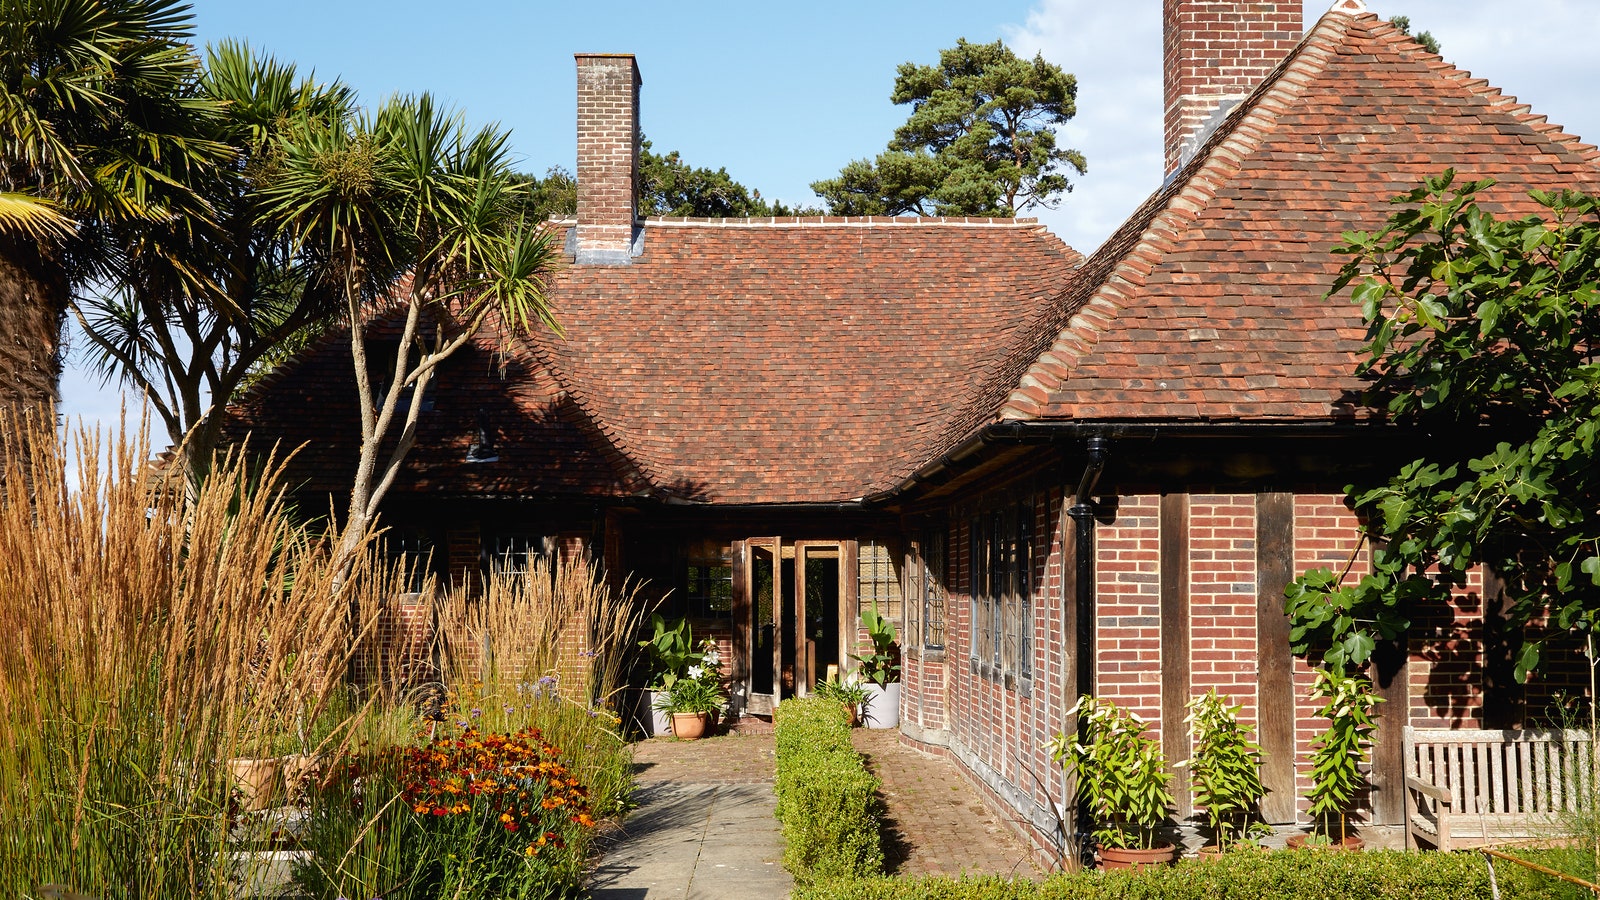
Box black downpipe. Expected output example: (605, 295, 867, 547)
(1066, 435, 1108, 864)
(1069, 436, 1108, 700)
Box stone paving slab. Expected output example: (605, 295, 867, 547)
(590, 783, 790, 899)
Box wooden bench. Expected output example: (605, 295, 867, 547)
(1404, 726, 1593, 850)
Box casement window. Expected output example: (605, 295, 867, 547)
(969, 499, 1035, 683)
(486, 533, 555, 588)
(388, 529, 438, 594)
(969, 516, 990, 665)
(915, 528, 947, 652)
(684, 539, 734, 620)
(857, 539, 902, 620)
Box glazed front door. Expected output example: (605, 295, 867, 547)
(740, 537, 783, 716)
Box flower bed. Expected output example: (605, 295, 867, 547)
(296, 722, 600, 900)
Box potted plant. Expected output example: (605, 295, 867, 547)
(851, 606, 901, 729)
(1179, 690, 1271, 855)
(1048, 695, 1176, 870)
(652, 676, 727, 740)
(1287, 667, 1383, 851)
(813, 674, 869, 726)
(638, 614, 702, 736)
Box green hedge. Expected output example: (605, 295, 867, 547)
(773, 697, 885, 883)
(791, 849, 1569, 900)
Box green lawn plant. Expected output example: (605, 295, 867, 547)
(1306, 667, 1384, 845)
(1180, 690, 1271, 851)
(1048, 695, 1173, 851)
(773, 697, 885, 883)
(853, 606, 900, 686)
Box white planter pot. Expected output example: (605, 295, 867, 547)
(647, 690, 672, 737)
(862, 681, 901, 729)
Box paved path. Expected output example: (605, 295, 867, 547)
(851, 729, 1040, 878)
(589, 727, 1039, 897)
(589, 734, 791, 899)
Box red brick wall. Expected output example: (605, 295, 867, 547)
(915, 480, 1553, 862)
(1096, 494, 1163, 727)
(1188, 493, 1259, 718)
(575, 53, 639, 257)
(1163, 0, 1302, 173)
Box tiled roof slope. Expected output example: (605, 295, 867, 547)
(225, 311, 647, 500)
(531, 218, 1080, 504)
(941, 8, 1600, 447)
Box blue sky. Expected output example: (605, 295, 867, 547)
(59, 0, 1600, 434)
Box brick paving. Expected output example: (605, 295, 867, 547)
(851, 729, 1041, 879)
(618, 727, 1038, 882)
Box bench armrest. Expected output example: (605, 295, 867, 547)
(1405, 775, 1452, 806)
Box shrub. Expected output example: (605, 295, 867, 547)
(790, 849, 1563, 900)
(774, 697, 884, 883)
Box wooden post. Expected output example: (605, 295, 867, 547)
(1160, 492, 1192, 818)
(1256, 491, 1297, 824)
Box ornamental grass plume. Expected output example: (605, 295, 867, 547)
(0, 410, 383, 899)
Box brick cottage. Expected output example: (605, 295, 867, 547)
(230, 0, 1600, 862)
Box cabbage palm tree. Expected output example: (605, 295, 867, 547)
(259, 93, 561, 573)
(0, 0, 228, 419)
(72, 41, 353, 484)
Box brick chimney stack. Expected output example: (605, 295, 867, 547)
(575, 53, 641, 265)
(1163, 1, 1302, 176)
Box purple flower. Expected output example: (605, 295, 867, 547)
(470, 707, 482, 718)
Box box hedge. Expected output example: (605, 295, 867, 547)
(791, 848, 1572, 900)
(773, 697, 885, 883)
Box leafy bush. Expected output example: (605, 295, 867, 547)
(791, 849, 1562, 900)
(774, 697, 885, 883)
(1048, 695, 1173, 850)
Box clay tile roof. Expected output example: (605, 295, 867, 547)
(532, 218, 1080, 504)
(229, 218, 1081, 505)
(930, 6, 1600, 454)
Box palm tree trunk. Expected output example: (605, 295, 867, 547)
(0, 233, 68, 487)
(0, 232, 67, 411)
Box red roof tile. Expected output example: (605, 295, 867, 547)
(937, 8, 1600, 449)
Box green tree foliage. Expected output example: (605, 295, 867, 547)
(259, 93, 561, 573)
(1390, 15, 1441, 55)
(73, 41, 353, 483)
(1284, 172, 1600, 681)
(517, 139, 816, 221)
(0, 0, 230, 414)
(812, 38, 1085, 217)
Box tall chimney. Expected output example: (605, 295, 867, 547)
(1163, 1, 1302, 175)
(574, 53, 641, 265)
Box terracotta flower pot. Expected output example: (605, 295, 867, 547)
(228, 756, 285, 812)
(671, 711, 711, 740)
(1286, 833, 1364, 851)
(1099, 843, 1178, 871)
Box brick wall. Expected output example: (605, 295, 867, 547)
(1163, 0, 1302, 173)
(1188, 493, 1259, 716)
(917, 478, 1560, 863)
(1096, 494, 1163, 727)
